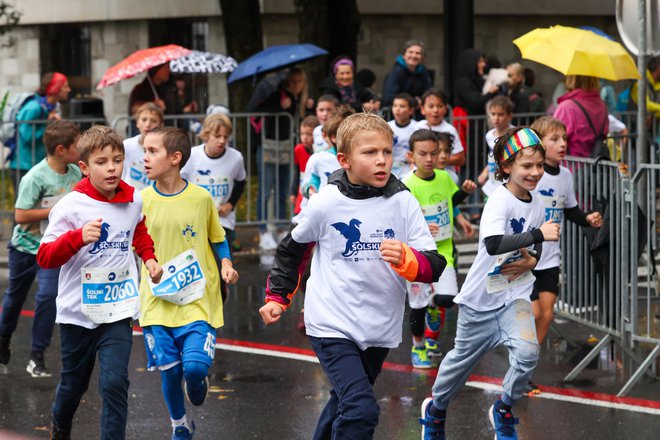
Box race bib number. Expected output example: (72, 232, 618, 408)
(149, 249, 206, 305)
(485, 250, 534, 294)
(81, 266, 139, 324)
(422, 200, 451, 242)
(193, 174, 230, 206)
(540, 194, 565, 224)
(40, 194, 65, 234)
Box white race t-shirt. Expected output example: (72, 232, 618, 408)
(180, 145, 246, 230)
(292, 184, 437, 350)
(313, 124, 329, 153)
(41, 191, 144, 329)
(122, 135, 153, 191)
(482, 127, 514, 197)
(302, 149, 340, 194)
(455, 185, 545, 311)
(534, 165, 578, 270)
(388, 119, 417, 178)
(414, 119, 464, 174)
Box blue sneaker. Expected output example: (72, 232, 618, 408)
(184, 376, 209, 406)
(419, 397, 445, 439)
(172, 421, 195, 440)
(411, 346, 433, 369)
(424, 338, 442, 358)
(488, 401, 519, 439)
(425, 307, 442, 334)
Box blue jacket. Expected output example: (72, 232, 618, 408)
(382, 55, 432, 107)
(11, 96, 52, 171)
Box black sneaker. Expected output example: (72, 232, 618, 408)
(26, 351, 52, 378)
(0, 336, 10, 366)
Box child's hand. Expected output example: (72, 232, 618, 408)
(307, 186, 317, 196)
(218, 203, 233, 218)
(82, 218, 103, 244)
(259, 302, 284, 325)
(456, 215, 475, 238)
(145, 259, 163, 284)
(540, 219, 560, 242)
(500, 249, 536, 281)
(380, 239, 404, 266)
(586, 212, 602, 228)
(462, 179, 477, 194)
(221, 260, 239, 284)
(428, 223, 440, 236)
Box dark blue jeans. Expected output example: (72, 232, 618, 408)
(52, 318, 133, 440)
(257, 145, 290, 225)
(0, 245, 59, 353)
(309, 337, 389, 440)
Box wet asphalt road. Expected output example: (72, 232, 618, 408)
(0, 254, 659, 439)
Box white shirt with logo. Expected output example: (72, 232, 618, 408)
(292, 184, 436, 350)
(534, 166, 577, 270)
(312, 124, 329, 153)
(455, 185, 545, 311)
(122, 135, 154, 191)
(414, 119, 464, 174)
(388, 119, 417, 178)
(41, 191, 144, 329)
(302, 149, 340, 194)
(181, 145, 246, 230)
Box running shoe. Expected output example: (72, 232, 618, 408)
(411, 346, 433, 369)
(172, 421, 195, 440)
(526, 380, 540, 395)
(488, 400, 519, 440)
(419, 397, 445, 439)
(26, 351, 51, 378)
(424, 338, 442, 358)
(425, 307, 442, 338)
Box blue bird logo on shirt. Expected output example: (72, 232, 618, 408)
(89, 223, 110, 253)
(384, 228, 395, 239)
(539, 188, 555, 197)
(197, 169, 211, 175)
(510, 217, 526, 234)
(331, 219, 362, 257)
(89, 222, 129, 254)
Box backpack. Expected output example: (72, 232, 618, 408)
(0, 92, 36, 163)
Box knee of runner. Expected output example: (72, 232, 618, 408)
(100, 371, 129, 394)
(343, 391, 380, 423)
(182, 360, 208, 383)
(517, 341, 541, 368)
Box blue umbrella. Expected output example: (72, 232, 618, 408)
(227, 44, 328, 84)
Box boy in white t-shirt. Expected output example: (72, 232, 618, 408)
(478, 96, 515, 197)
(37, 125, 163, 440)
(312, 94, 339, 153)
(414, 88, 464, 174)
(122, 102, 164, 190)
(181, 113, 246, 251)
(527, 116, 602, 393)
(388, 93, 417, 178)
(260, 113, 445, 440)
(419, 127, 560, 440)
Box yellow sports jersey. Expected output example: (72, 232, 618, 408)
(139, 182, 226, 328)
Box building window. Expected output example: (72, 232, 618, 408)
(39, 23, 91, 98)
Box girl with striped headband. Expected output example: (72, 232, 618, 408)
(419, 125, 560, 439)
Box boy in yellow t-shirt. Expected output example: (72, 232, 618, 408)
(139, 127, 239, 440)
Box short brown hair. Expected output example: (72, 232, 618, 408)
(147, 126, 191, 169)
(135, 102, 164, 122)
(565, 75, 599, 92)
(487, 95, 515, 115)
(323, 105, 355, 141)
(44, 120, 80, 156)
(409, 129, 439, 152)
(336, 112, 393, 156)
(200, 113, 233, 141)
(77, 125, 124, 163)
(530, 116, 566, 138)
(301, 115, 319, 129)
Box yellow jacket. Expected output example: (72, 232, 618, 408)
(631, 70, 660, 117)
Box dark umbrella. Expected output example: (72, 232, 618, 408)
(227, 44, 328, 84)
(170, 50, 237, 74)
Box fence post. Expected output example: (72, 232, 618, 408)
(621, 176, 635, 362)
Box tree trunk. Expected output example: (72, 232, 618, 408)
(220, 0, 263, 113)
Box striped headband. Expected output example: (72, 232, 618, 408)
(502, 127, 543, 160)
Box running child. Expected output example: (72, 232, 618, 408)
(260, 113, 445, 439)
(528, 116, 602, 392)
(414, 88, 465, 174)
(313, 94, 340, 152)
(403, 130, 475, 369)
(122, 102, 164, 190)
(181, 113, 246, 251)
(139, 127, 239, 440)
(388, 93, 417, 178)
(0, 121, 82, 377)
(419, 127, 560, 440)
(290, 115, 318, 216)
(478, 96, 515, 197)
(37, 125, 163, 440)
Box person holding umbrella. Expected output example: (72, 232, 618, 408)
(320, 56, 376, 112)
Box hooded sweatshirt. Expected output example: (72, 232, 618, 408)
(553, 89, 609, 158)
(453, 49, 498, 115)
(382, 55, 433, 107)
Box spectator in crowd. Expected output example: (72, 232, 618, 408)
(553, 75, 609, 157)
(382, 40, 433, 108)
(524, 67, 546, 113)
(320, 56, 376, 112)
(505, 62, 530, 113)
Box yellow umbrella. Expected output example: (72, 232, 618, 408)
(513, 25, 639, 81)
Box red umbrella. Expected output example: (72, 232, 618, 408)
(96, 44, 191, 90)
